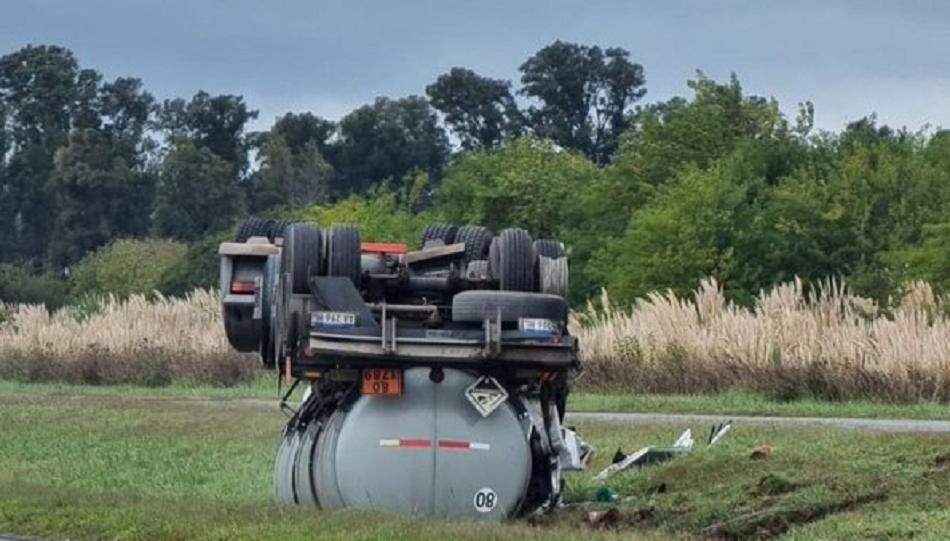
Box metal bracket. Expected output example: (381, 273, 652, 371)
(382, 317, 398, 354)
(278, 377, 301, 418)
(379, 303, 398, 355)
(482, 308, 502, 358)
(252, 275, 263, 320)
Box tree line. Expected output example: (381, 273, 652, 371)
(2, 42, 949, 309)
(0, 42, 643, 267)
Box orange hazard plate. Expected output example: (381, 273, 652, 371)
(361, 368, 402, 396)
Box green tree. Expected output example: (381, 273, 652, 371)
(519, 41, 646, 163)
(425, 67, 523, 150)
(267, 112, 335, 156)
(247, 113, 336, 212)
(0, 46, 157, 267)
(0, 102, 13, 260)
(98, 77, 157, 165)
(47, 76, 156, 266)
(885, 223, 950, 292)
(248, 134, 333, 212)
(437, 136, 598, 237)
(48, 129, 154, 266)
(334, 96, 449, 197)
(158, 91, 258, 175)
(613, 74, 789, 192)
(565, 74, 801, 301)
(153, 141, 243, 241)
(596, 156, 761, 303)
(0, 45, 82, 262)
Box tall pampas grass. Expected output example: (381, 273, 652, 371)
(571, 278, 950, 402)
(3, 281, 949, 401)
(0, 290, 256, 386)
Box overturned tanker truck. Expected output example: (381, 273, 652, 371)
(219, 218, 591, 520)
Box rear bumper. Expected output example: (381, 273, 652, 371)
(304, 331, 577, 367)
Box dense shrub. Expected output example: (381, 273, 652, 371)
(288, 188, 431, 245)
(157, 228, 236, 297)
(69, 238, 187, 299)
(0, 264, 68, 308)
(436, 136, 597, 238)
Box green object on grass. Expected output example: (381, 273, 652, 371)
(593, 485, 618, 502)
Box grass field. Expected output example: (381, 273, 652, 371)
(1, 387, 948, 540)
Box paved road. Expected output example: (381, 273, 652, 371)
(565, 411, 950, 433)
(228, 398, 950, 433)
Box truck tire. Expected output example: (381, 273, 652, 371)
(538, 256, 569, 299)
(283, 223, 323, 294)
(274, 429, 301, 504)
(455, 225, 493, 261)
(533, 239, 565, 258)
(489, 228, 537, 292)
(223, 306, 260, 352)
(294, 422, 320, 506)
(268, 219, 296, 241)
(236, 216, 273, 242)
(327, 224, 362, 287)
(451, 290, 568, 323)
(259, 255, 280, 367)
(419, 223, 458, 248)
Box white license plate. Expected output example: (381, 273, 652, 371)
(518, 318, 558, 334)
(311, 311, 357, 328)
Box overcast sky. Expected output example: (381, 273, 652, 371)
(2, 1, 948, 133)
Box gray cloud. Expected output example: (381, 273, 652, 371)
(2, 0, 948, 132)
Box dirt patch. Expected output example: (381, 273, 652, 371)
(701, 490, 888, 540)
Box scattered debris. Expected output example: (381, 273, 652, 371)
(707, 420, 732, 447)
(583, 508, 623, 529)
(582, 504, 656, 529)
(560, 427, 594, 471)
(595, 429, 694, 480)
(593, 421, 734, 481)
(749, 445, 773, 460)
(593, 485, 619, 502)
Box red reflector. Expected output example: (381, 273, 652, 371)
(361, 242, 407, 254)
(437, 440, 469, 450)
(398, 439, 431, 448)
(230, 281, 256, 294)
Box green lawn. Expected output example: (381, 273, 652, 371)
(0, 388, 948, 540)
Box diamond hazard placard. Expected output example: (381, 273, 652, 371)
(464, 375, 509, 417)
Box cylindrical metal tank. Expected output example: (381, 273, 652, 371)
(283, 367, 534, 520)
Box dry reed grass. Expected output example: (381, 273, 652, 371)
(0, 290, 257, 386)
(3, 281, 949, 401)
(571, 278, 950, 402)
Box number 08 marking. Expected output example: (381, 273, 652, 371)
(473, 488, 497, 513)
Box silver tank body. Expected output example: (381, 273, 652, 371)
(290, 367, 533, 520)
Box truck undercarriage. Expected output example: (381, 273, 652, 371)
(219, 219, 590, 520)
